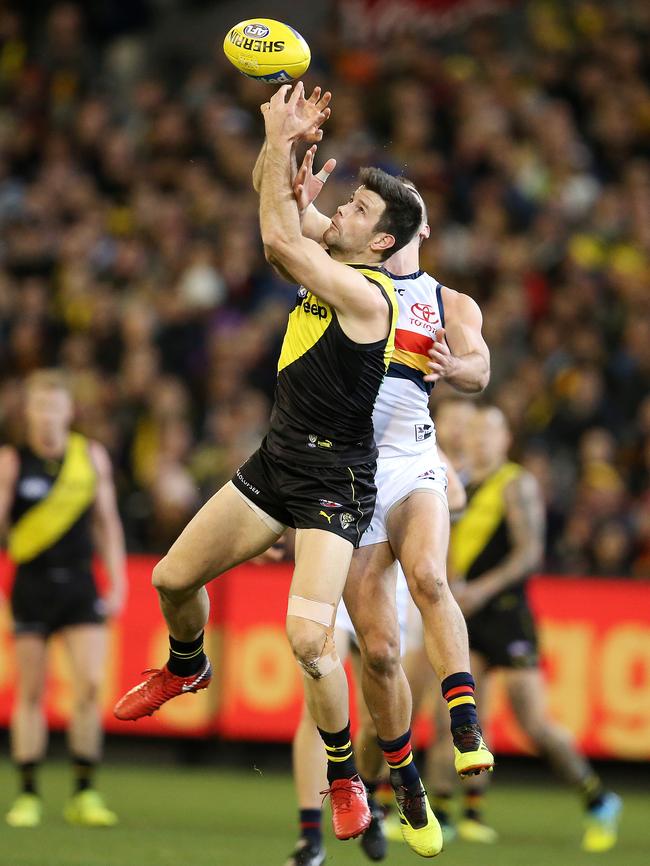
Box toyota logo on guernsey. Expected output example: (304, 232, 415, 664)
(410, 302, 440, 332)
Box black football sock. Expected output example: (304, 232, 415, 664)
(318, 721, 359, 782)
(18, 761, 39, 796)
(299, 808, 322, 847)
(378, 730, 422, 791)
(167, 632, 206, 676)
(72, 755, 96, 793)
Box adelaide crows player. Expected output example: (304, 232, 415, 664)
(0, 370, 126, 828)
(113, 83, 422, 842)
(277, 147, 492, 860)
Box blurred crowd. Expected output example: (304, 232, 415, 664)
(0, 0, 648, 574)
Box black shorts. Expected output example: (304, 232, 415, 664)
(231, 439, 377, 548)
(11, 566, 105, 637)
(466, 587, 539, 669)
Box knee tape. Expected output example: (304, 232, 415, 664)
(287, 595, 341, 679)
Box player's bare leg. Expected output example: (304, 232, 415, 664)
(6, 634, 47, 827)
(114, 482, 282, 721)
(287, 529, 370, 841)
(388, 491, 494, 778)
(61, 623, 116, 827)
(504, 668, 621, 852)
(287, 630, 351, 866)
(345, 543, 442, 857)
(350, 651, 389, 861)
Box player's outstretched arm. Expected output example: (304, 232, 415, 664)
(260, 85, 386, 323)
(425, 289, 490, 392)
(90, 441, 127, 618)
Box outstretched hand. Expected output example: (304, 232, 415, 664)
(293, 145, 336, 212)
(260, 82, 331, 144)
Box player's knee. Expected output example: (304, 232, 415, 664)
(362, 632, 401, 679)
(286, 617, 334, 679)
(152, 556, 193, 600)
(409, 560, 448, 606)
(74, 678, 101, 709)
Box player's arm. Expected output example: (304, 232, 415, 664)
(254, 86, 333, 243)
(0, 446, 18, 538)
(0, 447, 19, 603)
(454, 471, 544, 617)
(425, 289, 490, 392)
(253, 141, 332, 244)
(438, 447, 466, 514)
(260, 85, 387, 322)
(89, 441, 127, 618)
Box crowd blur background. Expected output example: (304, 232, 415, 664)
(0, 0, 648, 575)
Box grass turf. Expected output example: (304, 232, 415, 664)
(0, 760, 647, 866)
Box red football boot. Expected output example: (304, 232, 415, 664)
(114, 659, 212, 721)
(321, 776, 371, 841)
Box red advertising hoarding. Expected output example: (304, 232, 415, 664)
(1, 556, 649, 759)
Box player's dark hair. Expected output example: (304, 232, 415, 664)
(358, 167, 423, 260)
(398, 176, 429, 225)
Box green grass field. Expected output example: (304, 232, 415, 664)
(0, 760, 646, 866)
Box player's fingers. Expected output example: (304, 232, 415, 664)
(260, 101, 270, 114)
(315, 158, 336, 184)
(424, 372, 441, 382)
(435, 327, 447, 343)
(271, 84, 292, 106)
(288, 80, 304, 107)
(318, 91, 332, 109)
(307, 85, 321, 104)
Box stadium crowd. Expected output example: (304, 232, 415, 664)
(0, 0, 648, 574)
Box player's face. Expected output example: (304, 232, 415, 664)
(324, 187, 391, 258)
(25, 387, 73, 439)
(435, 401, 477, 457)
(467, 408, 511, 468)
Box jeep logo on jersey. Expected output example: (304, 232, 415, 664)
(243, 23, 270, 38)
(411, 303, 439, 324)
(304, 300, 328, 320)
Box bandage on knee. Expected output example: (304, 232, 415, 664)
(287, 595, 340, 679)
(287, 595, 335, 627)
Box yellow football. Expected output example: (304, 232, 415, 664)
(223, 18, 310, 84)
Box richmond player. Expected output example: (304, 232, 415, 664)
(113, 84, 422, 844)
(1, 370, 125, 828)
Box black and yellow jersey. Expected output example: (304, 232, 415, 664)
(8, 432, 97, 570)
(266, 264, 398, 466)
(451, 462, 524, 583)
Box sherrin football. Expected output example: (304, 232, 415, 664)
(223, 18, 310, 84)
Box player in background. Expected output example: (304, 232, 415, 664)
(283, 459, 467, 866)
(426, 405, 622, 853)
(0, 369, 126, 828)
(273, 141, 493, 860)
(114, 84, 422, 843)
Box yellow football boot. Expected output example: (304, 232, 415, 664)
(6, 793, 42, 828)
(64, 789, 118, 827)
(393, 782, 443, 858)
(581, 793, 622, 853)
(453, 724, 495, 777)
(458, 817, 499, 844)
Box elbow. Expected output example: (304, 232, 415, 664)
(527, 544, 544, 574)
(262, 230, 288, 261)
(474, 364, 490, 393)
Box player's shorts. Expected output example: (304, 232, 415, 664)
(11, 565, 105, 637)
(359, 448, 448, 547)
(231, 437, 377, 548)
(466, 587, 539, 669)
(336, 562, 411, 651)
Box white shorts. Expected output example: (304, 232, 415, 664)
(360, 448, 448, 547)
(336, 562, 411, 651)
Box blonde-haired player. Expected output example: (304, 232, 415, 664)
(1, 370, 126, 828)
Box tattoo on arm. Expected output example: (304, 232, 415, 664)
(504, 472, 545, 574)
